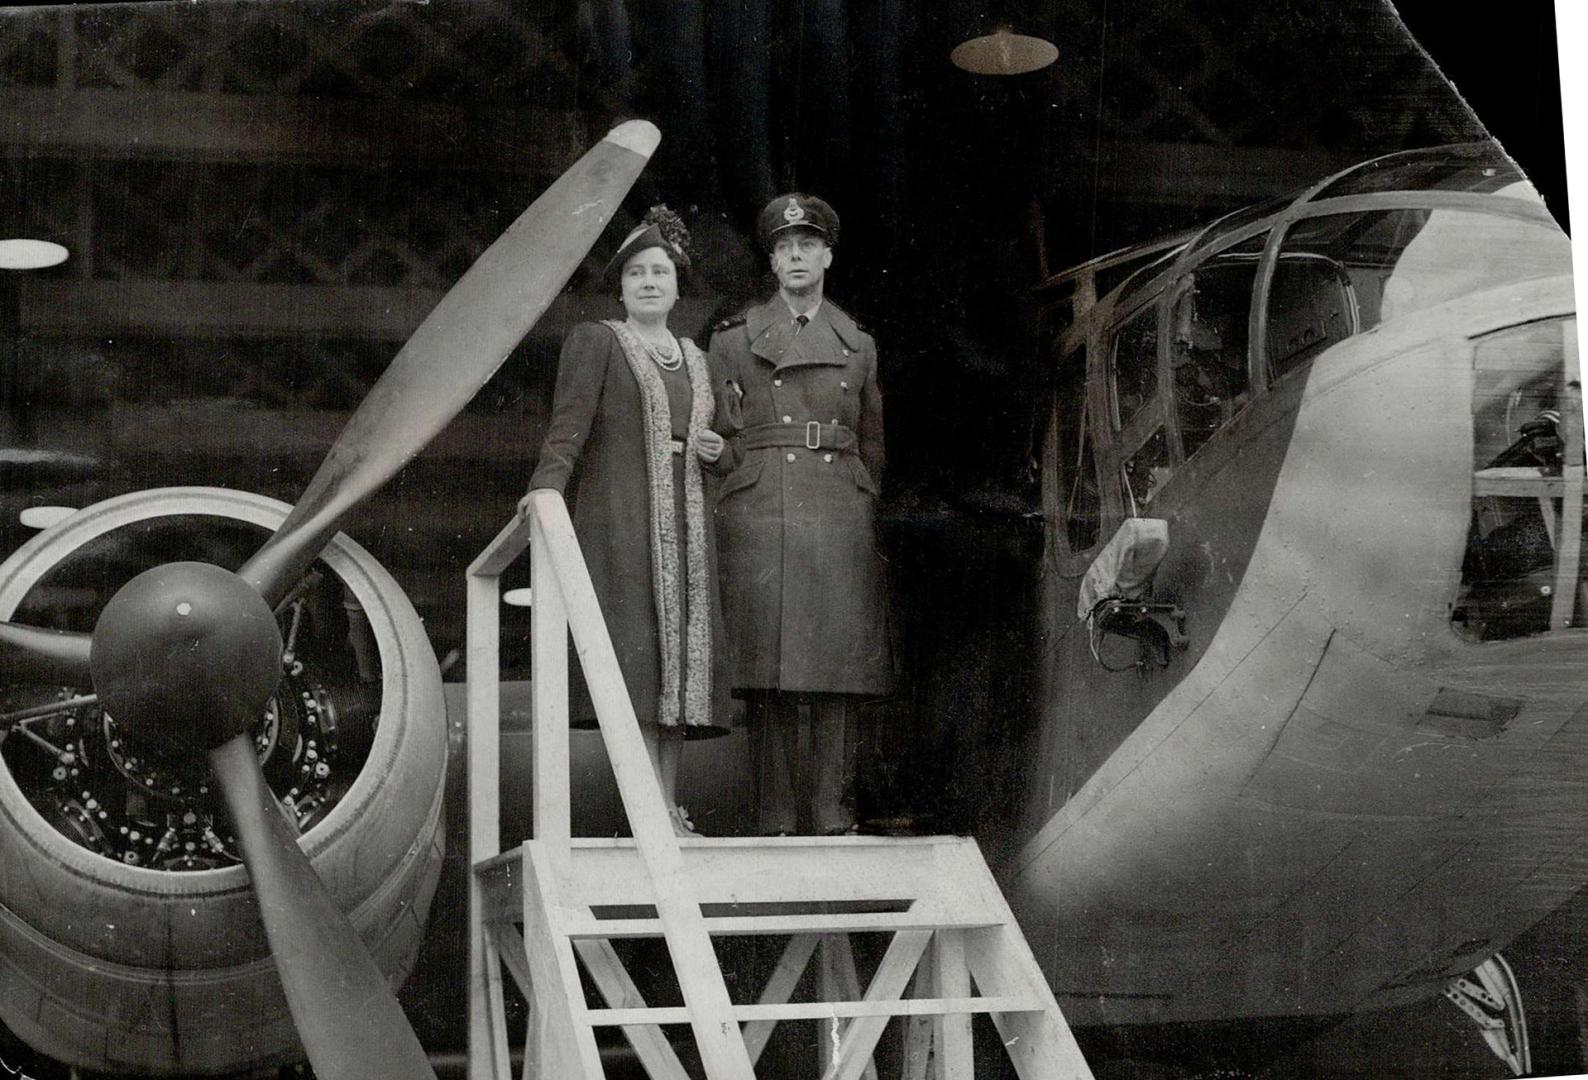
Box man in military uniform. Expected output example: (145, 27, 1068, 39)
(709, 193, 894, 835)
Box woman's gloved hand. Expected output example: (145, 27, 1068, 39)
(695, 429, 725, 464)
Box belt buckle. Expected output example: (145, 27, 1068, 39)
(805, 421, 821, 450)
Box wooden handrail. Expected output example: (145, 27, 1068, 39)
(467, 490, 756, 1079)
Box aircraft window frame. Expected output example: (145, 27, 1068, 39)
(1311, 144, 1522, 201)
(1168, 254, 1261, 463)
(1248, 191, 1556, 394)
(1133, 225, 1274, 479)
(1045, 340, 1106, 565)
(1262, 249, 1361, 383)
(1252, 192, 1563, 389)
(1108, 297, 1164, 433)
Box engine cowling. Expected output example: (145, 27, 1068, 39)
(0, 487, 447, 1075)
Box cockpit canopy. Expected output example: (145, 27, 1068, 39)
(1039, 142, 1571, 565)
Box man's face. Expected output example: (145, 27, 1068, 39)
(769, 230, 833, 295)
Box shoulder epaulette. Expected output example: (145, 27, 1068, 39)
(826, 300, 867, 335)
(713, 312, 749, 332)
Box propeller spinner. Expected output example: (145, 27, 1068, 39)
(0, 119, 661, 1079)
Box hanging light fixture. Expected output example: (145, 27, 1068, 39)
(0, 239, 67, 270)
(950, 27, 1058, 76)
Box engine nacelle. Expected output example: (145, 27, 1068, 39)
(0, 488, 447, 1075)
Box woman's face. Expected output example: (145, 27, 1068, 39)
(620, 245, 679, 321)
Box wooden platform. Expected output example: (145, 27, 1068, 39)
(473, 835, 1091, 1079)
(464, 492, 1094, 1079)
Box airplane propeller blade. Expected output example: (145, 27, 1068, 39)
(0, 622, 92, 685)
(239, 119, 661, 607)
(209, 735, 436, 1080)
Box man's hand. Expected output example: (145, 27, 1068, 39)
(695, 430, 725, 464)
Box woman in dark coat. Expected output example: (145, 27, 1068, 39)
(519, 205, 728, 836)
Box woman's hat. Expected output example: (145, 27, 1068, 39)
(604, 205, 692, 282)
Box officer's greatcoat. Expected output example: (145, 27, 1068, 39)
(708, 297, 896, 696)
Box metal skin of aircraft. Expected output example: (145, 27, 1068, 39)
(0, 120, 662, 1078)
(1006, 141, 1583, 1072)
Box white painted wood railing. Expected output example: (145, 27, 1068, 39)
(465, 490, 756, 1079)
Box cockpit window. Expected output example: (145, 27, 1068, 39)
(1274, 210, 1423, 339)
(1272, 206, 1570, 378)
(1454, 316, 1584, 640)
(1171, 232, 1264, 458)
(1111, 304, 1159, 429)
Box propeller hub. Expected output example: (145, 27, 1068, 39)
(90, 562, 283, 753)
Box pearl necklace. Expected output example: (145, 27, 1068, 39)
(640, 331, 682, 372)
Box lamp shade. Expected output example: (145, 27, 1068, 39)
(950, 29, 1057, 75)
(0, 239, 68, 270)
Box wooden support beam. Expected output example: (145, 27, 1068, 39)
(932, 932, 974, 1080)
(477, 923, 513, 1080)
(901, 948, 936, 1080)
(18, 280, 720, 342)
(21, 279, 443, 341)
(520, 843, 607, 1078)
(743, 934, 821, 1065)
(818, 936, 878, 1080)
(467, 569, 504, 1080)
(830, 930, 934, 1080)
(491, 835, 963, 910)
(1090, 141, 1366, 206)
(957, 852, 1095, 1080)
(487, 922, 535, 1003)
(482, 923, 538, 1080)
(530, 513, 571, 845)
(572, 939, 691, 1080)
(0, 85, 582, 171)
(561, 910, 992, 939)
(586, 996, 1036, 1026)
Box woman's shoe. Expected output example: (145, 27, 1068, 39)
(669, 804, 698, 838)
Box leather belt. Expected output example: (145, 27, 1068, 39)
(741, 421, 857, 452)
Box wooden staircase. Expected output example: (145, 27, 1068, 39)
(465, 491, 1093, 1080)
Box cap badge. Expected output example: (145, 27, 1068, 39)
(783, 197, 806, 224)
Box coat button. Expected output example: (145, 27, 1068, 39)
(842, 348, 850, 356)
(773, 378, 783, 387)
(782, 415, 792, 423)
(823, 453, 833, 463)
(840, 381, 849, 390)
(786, 452, 796, 463)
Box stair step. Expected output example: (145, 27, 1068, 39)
(566, 911, 1004, 939)
(476, 835, 995, 918)
(583, 995, 1045, 1027)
